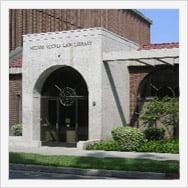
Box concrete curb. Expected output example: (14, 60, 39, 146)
(10, 163, 167, 179)
(9, 147, 179, 161)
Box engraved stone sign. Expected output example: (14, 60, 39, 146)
(30, 41, 92, 50)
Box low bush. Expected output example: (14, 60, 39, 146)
(144, 127, 165, 141)
(86, 140, 121, 151)
(111, 126, 145, 151)
(10, 124, 22, 136)
(136, 139, 179, 153)
(86, 138, 179, 153)
(86, 127, 178, 153)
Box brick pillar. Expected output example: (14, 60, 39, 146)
(129, 66, 153, 126)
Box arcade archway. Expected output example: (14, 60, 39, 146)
(40, 66, 88, 146)
(135, 66, 179, 130)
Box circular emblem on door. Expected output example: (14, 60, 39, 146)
(59, 87, 77, 107)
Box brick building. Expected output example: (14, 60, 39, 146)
(9, 9, 151, 126)
(9, 9, 179, 148)
(9, 9, 151, 51)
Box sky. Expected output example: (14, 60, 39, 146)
(138, 9, 179, 44)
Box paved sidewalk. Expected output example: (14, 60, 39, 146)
(9, 146, 179, 161)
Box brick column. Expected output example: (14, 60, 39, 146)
(129, 66, 153, 126)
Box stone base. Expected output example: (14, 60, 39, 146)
(77, 139, 100, 150)
(9, 136, 100, 150)
(9, 136, 41, 148)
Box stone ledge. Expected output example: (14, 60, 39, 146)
(9, 67, 22, 74)
(9, 137, 41, 148)
(77, 139, 100, 149)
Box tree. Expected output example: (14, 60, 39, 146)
(139, 97, 179, 137)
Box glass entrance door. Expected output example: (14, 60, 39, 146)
(40, 97, 59, 143)
(77, 98, 88, 141)
(58, 99, 77, 143)
(41, 96, 88, 145)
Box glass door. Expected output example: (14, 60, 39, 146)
(40, 97, 58, 143)
(58, 99, 77, 143)
(77, 98, 88, 141)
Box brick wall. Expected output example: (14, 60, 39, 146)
(129, 66, 154, 126)
(9, 74, 22, 126)
(9, 9, 150, 51)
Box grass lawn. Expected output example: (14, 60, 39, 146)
(9, 152, 179, 173)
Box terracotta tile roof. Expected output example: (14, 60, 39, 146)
(138, 42, 179, 50)
(9, 47, 22, 68)
(9, 54, 22, 68)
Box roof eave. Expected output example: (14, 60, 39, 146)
(130, 9, 152, 25)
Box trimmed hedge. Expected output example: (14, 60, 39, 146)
(136, 139, 179, 154)
(86, 126, 179, 153)
(86, 140, 121, 151)
(111, 126, 145, 151)
(144, 127, 165, 141)
(86, 139, 179, 153)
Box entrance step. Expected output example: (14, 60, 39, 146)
(41, 142, 76, 148)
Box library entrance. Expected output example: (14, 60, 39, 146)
(40, 66, 88, 147)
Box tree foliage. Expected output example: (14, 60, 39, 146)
(140, 97, 179, 129)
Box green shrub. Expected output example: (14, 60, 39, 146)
(136, 139, 179, 153)
(144, 127, 165, 141)
(10, 124, 22, 136)
(111, 126, 145, 151)
(86, 140, 121, 151)
(86, 138, 179, 154)
(139, 97, 179, 132)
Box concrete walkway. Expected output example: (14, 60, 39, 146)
(9, 146, 179, 161)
